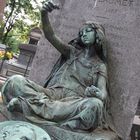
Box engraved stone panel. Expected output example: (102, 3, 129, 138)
(29, 36, 61, 85)
(29, 0, 140, 139)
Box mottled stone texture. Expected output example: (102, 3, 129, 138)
(29, 37, 60, 85)
(0, 0, 6, 21)
(29, 0, 140, 139)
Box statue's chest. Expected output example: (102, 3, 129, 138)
(67, 57, 99, 86)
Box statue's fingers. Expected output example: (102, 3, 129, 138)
(48, 2, 58, 12)
(85, 87, 89, 92)
(85, 87, 91, 95)
(95, 87, 100, 91)
(48, 5, 53, 12)
(44, 3, 53, 12)
(43, 1, 49, 7)
(42, 3, 49, 10)
(53, 3, 60, 9)
(48, 1, 60, 10)
(91, 85, 96, 88)
(96, 91, 100, 95)
(91, 85, 99, 91)
(48, 1, 54, 7)
(88, 87, 94, 94)
(89, 85, 95, 91)
(42, 6, 48, 12)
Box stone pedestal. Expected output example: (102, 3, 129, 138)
(18, 44, 37, 67)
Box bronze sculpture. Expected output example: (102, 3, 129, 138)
(0, 121, 51, 140)
(1, 0, 120, 139)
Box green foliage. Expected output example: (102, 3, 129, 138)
(0, 0, 43, 53)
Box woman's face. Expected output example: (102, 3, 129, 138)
(79, 26, 96, 46)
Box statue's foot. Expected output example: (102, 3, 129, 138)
(7, 98, 22, 112)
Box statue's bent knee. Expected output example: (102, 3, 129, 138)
(1, 75, 26, 104)
(8, 74, 25, 82)
(84, 98, 103, 109)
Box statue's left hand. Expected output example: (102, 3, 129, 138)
(84, 85, 103, 100)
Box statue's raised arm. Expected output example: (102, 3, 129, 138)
(41, 0, 70, 58)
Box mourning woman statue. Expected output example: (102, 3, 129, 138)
(1, 0, 120, 139)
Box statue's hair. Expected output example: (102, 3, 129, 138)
(68, 21, 107, 63)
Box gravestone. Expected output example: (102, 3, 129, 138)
(28, 27, 42, 45)
(28, 36, 61, 85)
(5, 28, 42, 77)
(18, 28, 42, 66)
(29, 0, 140, 139)
(18, 44, 37, 66)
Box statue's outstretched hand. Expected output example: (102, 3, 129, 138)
(42, 0, 60, 12)
(85, 85, 103, 100)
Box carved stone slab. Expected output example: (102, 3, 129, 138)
(29, 0, 140, 139)
(29, 37, 61, 85)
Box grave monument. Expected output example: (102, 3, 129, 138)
(29, 0, 140, 139)
(6, 27, 42, 77)
(0, 0, 122, 139)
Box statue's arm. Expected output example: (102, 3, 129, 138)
(41, 6, 70, 58)
(84, 64, 108, 101)
(96, 64, 108, 100)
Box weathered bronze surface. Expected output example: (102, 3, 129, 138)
(0, 121, 51, 140)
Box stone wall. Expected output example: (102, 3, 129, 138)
(0, 0, 6, 21)
(29, 0, 140, 139)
